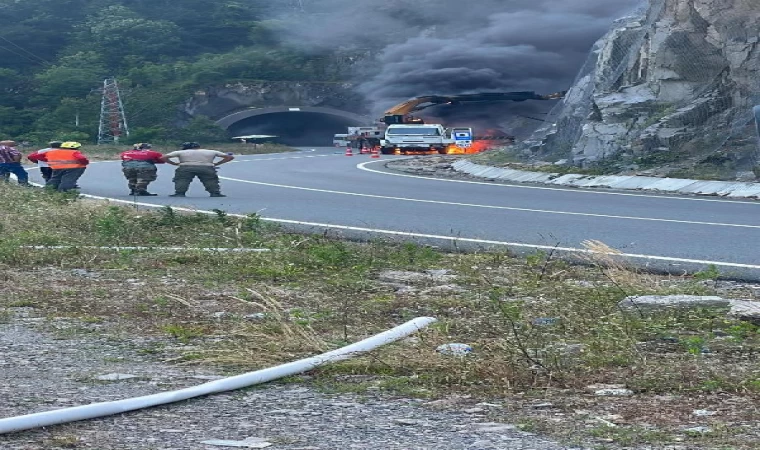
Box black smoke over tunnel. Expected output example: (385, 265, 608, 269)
(226, 112, 365, 147)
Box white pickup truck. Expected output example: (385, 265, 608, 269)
(380, 124, 453, 155)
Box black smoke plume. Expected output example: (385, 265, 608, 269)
(280, 0, 641, 129)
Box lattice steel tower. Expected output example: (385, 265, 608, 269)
(97, 78, 129, 145)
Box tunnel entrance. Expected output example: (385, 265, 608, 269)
(219, 107, 371, 147)
(227, 112, 362, 146)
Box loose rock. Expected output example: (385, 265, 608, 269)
(437, 343, 473, 356)
(393, 418, 423, 426)
(619, 295, 760, 325)
(728, 300, 760, 324)
(96, 373, 139, 381)
(594, 388, 634, 397)
(378, 270, 430, 284)
(71, 268, 101, 278)
(532, 318, 560, 326)
(619, 295, 731, 313)
(531, 403, 554, 410)
(244, 313, 267, 321)
(471, 422, 517, 433)
(200, 437, 272, 448)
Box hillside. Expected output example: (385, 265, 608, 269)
(518, 0, 760, 181)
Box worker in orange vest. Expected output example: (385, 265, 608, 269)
(42, 141, 89, 192)
(27, 140, 63, 182)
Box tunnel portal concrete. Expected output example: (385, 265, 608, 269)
(216, 106, 372, 129)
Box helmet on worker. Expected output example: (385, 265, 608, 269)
(60, 142, 82, 149)
(181, 142, 200, 150)
(133, 142, 152, 150)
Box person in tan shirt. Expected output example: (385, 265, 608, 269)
(161, 142, 234, 197)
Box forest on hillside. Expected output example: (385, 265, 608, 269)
(0, 0, 376, 144)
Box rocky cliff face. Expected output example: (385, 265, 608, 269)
(182, 81, 365, 121)
(527, 0, 760, 180)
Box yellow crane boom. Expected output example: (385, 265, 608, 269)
(382, 91, 565, 125)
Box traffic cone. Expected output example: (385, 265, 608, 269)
(371, 147, 380, 159)
(345, 145, 353, 156)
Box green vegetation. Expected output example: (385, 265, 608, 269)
(0, 1, 357, 144)
(2, 183, 760, 447)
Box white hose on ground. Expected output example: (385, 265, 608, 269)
(0, 317, 437, 435)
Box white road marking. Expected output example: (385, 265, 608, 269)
(233, 154, 333, 163)
(217, 175, 760, 230)
(63, 193, 760, 270)
(357, 160, 760, 205)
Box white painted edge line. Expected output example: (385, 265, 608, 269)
(20, 246, 270, 253)
(231, 148, 316, 157)
(217, 176, 760, 230)
(232, 154, 333, 163)
(356, 161, 760, 206)
(68, 193, 760, 270)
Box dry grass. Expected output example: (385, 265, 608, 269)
(196, 287, 330, 367)
(2, 182, 760, 448)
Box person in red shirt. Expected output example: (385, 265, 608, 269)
(119, 143, 164, 196)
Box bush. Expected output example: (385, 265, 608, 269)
(174, 116, 229, 143)
(128, 126, 168, 144)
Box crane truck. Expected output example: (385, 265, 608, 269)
(340, 91, 565, 155)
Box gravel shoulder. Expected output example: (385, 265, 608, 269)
(0, 314, 568, 450)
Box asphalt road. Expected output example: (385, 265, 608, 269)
(36, 147, 760, 278)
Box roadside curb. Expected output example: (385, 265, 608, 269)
(452, 160, 760, 199)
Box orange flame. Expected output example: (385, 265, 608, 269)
(444, 140, 494, 155)
(388, 141, 500, 156)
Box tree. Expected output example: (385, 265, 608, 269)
(0, 69, 29, 108)
(175, 116, 230, 143)
(83, 6, 181, 68)
(34, 52, 108, 101)
(0, 106, 38, 138)
(31, 97, 98, 142)
(128, 126, 168, 144)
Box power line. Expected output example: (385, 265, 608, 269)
(0, 43, 45, 66)
(0, 35, 51, 66)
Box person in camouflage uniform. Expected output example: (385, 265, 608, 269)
(161, 142, 234, 197)
(119, 143, 165, 196)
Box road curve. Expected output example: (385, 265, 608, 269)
(41, 147, 760, 278)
